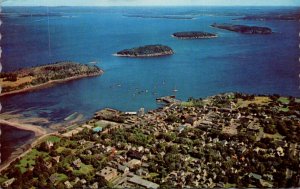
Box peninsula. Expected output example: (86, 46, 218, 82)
(0, 62, 103, 96)
(114, 45, 174, 57)
(1, 93, 299, 188)
(172, 31, 217, 39)
(211, 23, 272, 34)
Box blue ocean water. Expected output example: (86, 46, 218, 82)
(1, 6, 299, 123)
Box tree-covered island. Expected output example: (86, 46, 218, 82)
(172, 32, 217, 39)
(114, 45, 174, 57)
(0, 62, 103, 96)
(211, 23, 272, 34)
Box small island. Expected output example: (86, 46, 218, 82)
(172, 31, 217, 39)
(114, 45, 174, 58)
(0, 62, 103, 96)
(211, 23, 272, 34)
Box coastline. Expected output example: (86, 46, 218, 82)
(0, 72, 103, 97)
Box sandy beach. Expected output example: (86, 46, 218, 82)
(0, 119, 47, 136)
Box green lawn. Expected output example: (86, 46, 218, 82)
(51, 173, 68, 185)
(181, 101, 194, 107)
(237, 97, 270, 107)
(46, 136, 61, 143)
(56, 146, 65, 153)
(225, 183, 237, 188)
(148, 172, 159, 178)
(279, 107, 289, 112)
(15, 149, 49, 173)
(73, 163, 94, 176)
(278, 97, 289, 104)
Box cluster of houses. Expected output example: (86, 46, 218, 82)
(2, 94, 300, 188)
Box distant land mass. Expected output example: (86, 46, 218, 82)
(172, 31, 217, 39)
(114, 45, 174, 58)
(211, 23, 272, 34)
(123, 14, 195, 20)
(235, 13, 300, 21)
(0, 62, 103, 96)
(0, 13, 63, 18)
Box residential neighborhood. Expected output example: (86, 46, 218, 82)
(1, 93, 300, 188)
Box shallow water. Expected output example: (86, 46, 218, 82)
(0, 124, 35, 164)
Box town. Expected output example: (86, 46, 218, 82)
(1, 93, 299, 188)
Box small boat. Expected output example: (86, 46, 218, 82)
(172, 86, 178, 92)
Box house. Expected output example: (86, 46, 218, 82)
(276, 147, 284, 157)
(118, 164, 129, 174)
(136, 168, 149, 176)
(46, 141, 54, 149)
(46, 162, 53, 169)
(64, 181, 73, 189)
(127, 159, 142, 170)
(100, 166, 118, 181)
(53, 156, 60, 163)
(138, 108, 145, 117)
(49, 174, 59, 184)
(90, 182, 98, 189)
(137, 146, 144, 152)
(73, 159, 82, 168)
(249, 173, 262, 180)
(178, 125, 187, 133)
(125, 112, 137, 115)
(247, 122, 260, 132)
(128, 175, 159, 189)
(3, 178, 15, 188)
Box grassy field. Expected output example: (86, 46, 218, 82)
(15, 149, 49, 173)
(51, 173, 68, 185)
(73, 163, 94, 176)
(225, 183, 237, 188)
(0, 76, 33, 87)
(180, 101, 194, 107)
(278, 97, 290, 104)
(237, 97, 271, 108)
(279, 107, 289, 112)
(43, 135, 61, 143)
